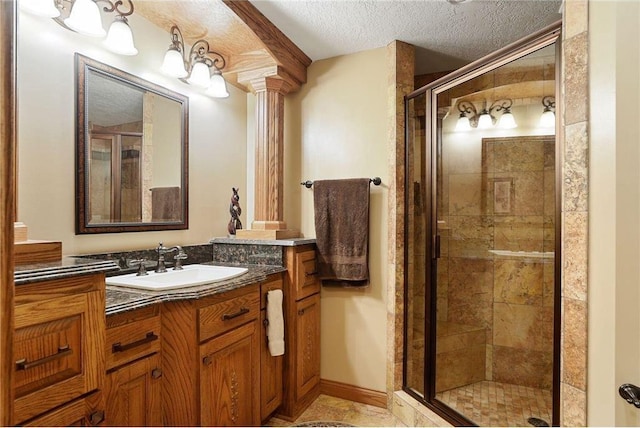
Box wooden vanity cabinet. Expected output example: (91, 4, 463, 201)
(279, 245, 321, 421)
(162, 283, 262, 426)
(13, 273, 106, 426)
(260, 274, 285, 422)
(104, 305, 162, 427)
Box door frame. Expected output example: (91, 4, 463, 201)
(402, 21, 562, 426)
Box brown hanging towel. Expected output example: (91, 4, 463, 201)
(313, 178, 370, 287)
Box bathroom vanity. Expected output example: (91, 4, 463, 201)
(12, 241, 320, 426)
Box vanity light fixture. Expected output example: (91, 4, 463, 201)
(161, 25, 230, 98)
(455, 98, 516, 131)
(20, 0, 138, 55)
(540, 96, 556, 128)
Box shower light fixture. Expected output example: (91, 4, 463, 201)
(540, 96, 556, 128)
(161, 25, 229, 98)
(20, 0, 138, 55)
(455, 98, 517, 131)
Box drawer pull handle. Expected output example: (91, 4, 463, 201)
(112, 332, 158, 353)
(89, 410, 105, 426)
(305, 271, 318, 277)
(16, 345, 72, 371)
(221, 307, 250, 321)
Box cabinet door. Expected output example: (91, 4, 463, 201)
(295, 294, 320, 400)
(105, 353, 162, 427)
(200, 320, 260, 427)
(260, 310, 283, 421)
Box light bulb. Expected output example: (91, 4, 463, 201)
(498, 111, 517, 129)
(477, 111, 493, 129)
(104, 16, 138, 56)
(187, 61, 211, 88)
(206, 71, 229, 98)
(64, 0, 106, 37)
(161, 48, 188, 78)
(455, 115, 471, 132)
(540, 109, 555, 128)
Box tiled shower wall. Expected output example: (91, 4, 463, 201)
(438, 135, 556, 391)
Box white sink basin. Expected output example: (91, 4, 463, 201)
(106, 264, 249, 291)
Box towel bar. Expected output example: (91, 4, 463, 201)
(300, 177, 382, 189)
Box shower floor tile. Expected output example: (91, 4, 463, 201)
(435, 380, 552, 427)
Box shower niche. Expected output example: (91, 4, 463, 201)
(404, 24, 560, 427)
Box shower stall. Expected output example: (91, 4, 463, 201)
(403, 26, 561, 427)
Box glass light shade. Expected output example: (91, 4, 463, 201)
(540, 109, 555, 128)
(206, 72, 229, 98)
(161, 48, 188, 78)
(455, 115, 472, 132)
(64, 0, 106, 37)
(104, 18, 138, 56)
(187, 61, 211, 88)
(477, 112, 493, 129)
(498, 111, 517, 129)
(20, 0, 60, 18)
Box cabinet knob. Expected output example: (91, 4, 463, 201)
(89, 410, 105, 426)
(203, 355, 212, 366)
(151, 368, 162, 379)
(298, 309, 305, 316)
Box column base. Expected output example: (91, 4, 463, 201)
(235, 228, 300, 240)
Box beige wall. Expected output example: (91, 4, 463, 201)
(588, 1, 640, 425)
(17, 12, 247, 255)
(285, 48, 389, 392)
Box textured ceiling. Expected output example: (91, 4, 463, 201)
(250, 0, 562, 74)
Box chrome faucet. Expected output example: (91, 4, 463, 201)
(155, 242, 171, 273)
(155, 242, 187, 273)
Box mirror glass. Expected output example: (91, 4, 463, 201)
(76, 54, 189, 233)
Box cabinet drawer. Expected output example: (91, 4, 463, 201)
(13, 290, 104, 424)
(199, 290, 260, 342)
(106, 307, 161, 371)
(23, 391, 104, 427)
(295, 250, 320, 301)
(260, 275, 284, 310)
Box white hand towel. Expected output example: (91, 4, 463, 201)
(266, 289, 285, 356)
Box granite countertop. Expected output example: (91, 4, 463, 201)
(210, 237, 316, 247)
(15, 256, 119, 285)
(105, 263, 286, 316)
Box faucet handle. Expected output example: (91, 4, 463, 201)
(130, 259, 148, 276)
(173, 250, 188, 270)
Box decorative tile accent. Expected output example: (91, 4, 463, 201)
(563, 122, 589, 212)
(561, 383, 587, 427)
(564, 0, 589, 40)
(562, 298, 587, 390)
(562, 211, 588, 300)
(563, 32, 589, 126)
(435, 380, 552, 427)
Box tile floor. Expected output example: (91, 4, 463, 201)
(435, 380, 553, 427)
(267, 394, 406, 427)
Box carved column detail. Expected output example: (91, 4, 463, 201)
(236, 76, 299, 239)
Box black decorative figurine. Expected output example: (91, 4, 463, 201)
(227, 187, 242, 235)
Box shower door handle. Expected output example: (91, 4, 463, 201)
(619, 383, 640, 408)
(433, 235, 441, 259)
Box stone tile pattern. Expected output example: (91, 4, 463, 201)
(438, 134, 555, 392)
(267, 394, 406, 427)
(560, 0, 589, 426)
(435, 380, 552, 427)
(212, 242, 284, 266)
(79, 243, 214, 274)
(387, 40, 416, 405)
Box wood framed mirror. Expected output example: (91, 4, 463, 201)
(75, 54, 189, 234)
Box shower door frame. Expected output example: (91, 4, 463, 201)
(403, 21, 562, 426)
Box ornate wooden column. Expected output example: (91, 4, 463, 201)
(236, 76, 299, 239)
